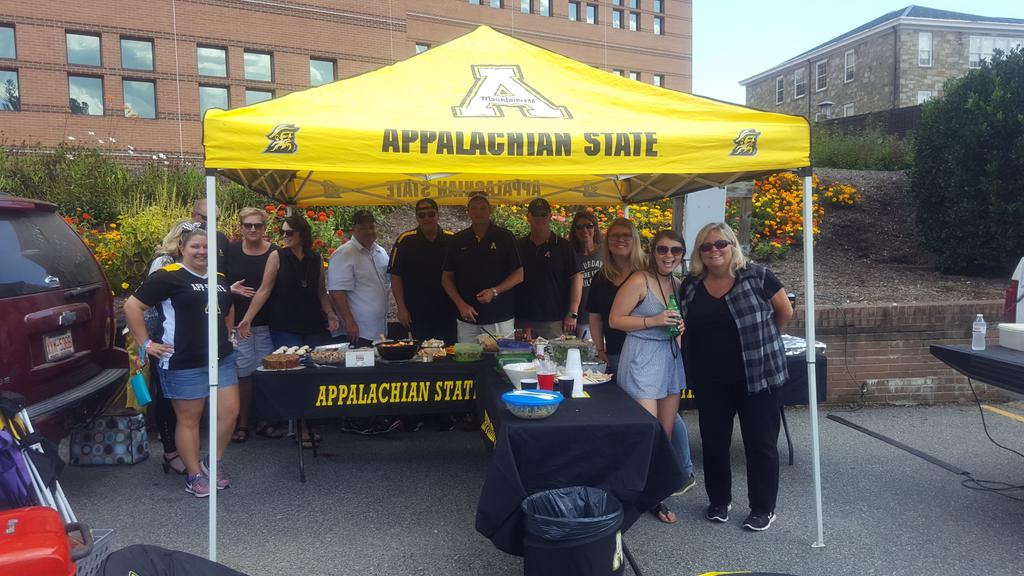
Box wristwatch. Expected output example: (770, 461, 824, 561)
(569, 312, 578, 319)
(491, 287, 499, 298)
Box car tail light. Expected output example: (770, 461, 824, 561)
(1006, 280, 1020, 323)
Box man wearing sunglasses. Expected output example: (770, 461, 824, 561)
(388, 198, 457, 344)
(328, 210, 390, 346)
(514, 197, 583, 339)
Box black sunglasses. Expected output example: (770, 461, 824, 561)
(280, 228, 296, 237)
(699, 240, 732, 252)
(574, 223, 595, 231)
(529, 210, 551, 217)
(416, 210, 437, 218)
(655, 245, 684, 256)
(242, 222, 265, 230)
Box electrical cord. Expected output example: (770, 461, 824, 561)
(826, 302, 865, 414)
(958, 376, 1024, 501)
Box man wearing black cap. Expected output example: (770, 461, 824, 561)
(389, 198, 457, 344)
(515, 197, 583, 340)
(442, 193, 523, 343)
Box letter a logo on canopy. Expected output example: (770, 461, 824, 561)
(453, 65, 571, 119)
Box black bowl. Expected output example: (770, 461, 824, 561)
(375, 340, 420, 361)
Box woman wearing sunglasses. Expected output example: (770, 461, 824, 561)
(680, 222, 793, 532)
(569, 210, 603, 339)
(609, 229, 691, 524)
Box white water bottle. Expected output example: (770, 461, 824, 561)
(972, 314, 987, 351)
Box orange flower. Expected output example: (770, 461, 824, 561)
(277, 210, 286, 217)
(82, 213, 91, 220)
(306, 210, 315, 218)
(265, 204, 276, 213)
(335, 229, 346, 238)
(317, 213, 328, 222)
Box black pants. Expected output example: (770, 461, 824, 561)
(152, 367, 177, 454)
(410, 318, 457, 345)
(696, 378, 780, 514)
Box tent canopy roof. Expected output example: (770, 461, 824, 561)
(203, 26, 809, 206)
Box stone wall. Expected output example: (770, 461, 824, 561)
(788, 301, 1007, 405)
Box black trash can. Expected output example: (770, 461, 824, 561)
(521, 486, 624, 576)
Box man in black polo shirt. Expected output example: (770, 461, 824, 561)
(389, 198, 457, 344)
(515, 198, 583, 340)
(442, 193, 523, 343)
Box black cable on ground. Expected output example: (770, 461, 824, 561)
(959, 376, 1024, 501)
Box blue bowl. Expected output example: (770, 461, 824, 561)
(502, 390, 563, 419)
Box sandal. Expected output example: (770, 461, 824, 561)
(255, 421, 284, 439)
(161, 452, 186, 475)
(650, 502, 678, 524)
(231, 426, 249, 443)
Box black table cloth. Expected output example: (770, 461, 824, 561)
(679, 351, 827, 409)
(475, 366, 684, 556)
(930, 344, 1024, 395)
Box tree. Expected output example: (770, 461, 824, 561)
(69, 98, 89, 115)
(2, 79, 18, 111)
(911, 47, 1024, 276)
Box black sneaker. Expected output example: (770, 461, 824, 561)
(339, 419, 375, 435)
(743, 511, 776, 531)
(705, 503, 731, 523)
(371, 419, 402, 435)
(672, 473, 697, 496)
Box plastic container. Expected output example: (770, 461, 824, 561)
(376, 340, 420, 361)
(972, 314, 987, 351)
(521, 487, 624, 576)
(999, 323, 1024, 352)
(501, 390, 563, 419)
(501, 360, 539, 388)
(453, 342, 484, 362)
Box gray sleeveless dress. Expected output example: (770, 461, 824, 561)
(616, 278, 686, 400)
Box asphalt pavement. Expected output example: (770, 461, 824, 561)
(60, 400, 1024, 576)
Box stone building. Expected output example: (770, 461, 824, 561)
(740, 5, 1024, 121)
(0, 0, 691, 162)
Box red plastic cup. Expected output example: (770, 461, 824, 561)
(537, 371, 555, 391)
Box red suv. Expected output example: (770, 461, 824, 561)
(0, 195, 127, 438)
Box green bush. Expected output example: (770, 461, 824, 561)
(911, 47, 1024, 276)
(811, 125, 914, 170)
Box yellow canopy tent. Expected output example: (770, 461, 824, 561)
(198, 26, 825, 559)
(203, 25, 808, 206)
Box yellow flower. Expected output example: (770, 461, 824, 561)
(109, 223, 117, 229)
(120, 282, 130, 290)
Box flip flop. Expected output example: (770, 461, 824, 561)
(255, 421, 284, 439)
(651, 502, 677, 524)
(231, 426, 249, 443)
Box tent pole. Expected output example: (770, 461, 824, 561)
(622, 203, 630, 218)
(800, 167, 824, 548)
(205, 171, 219, 561)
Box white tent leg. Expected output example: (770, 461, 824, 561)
(622, 203, 630, 218)
(205, 172, 219, 561)
(802, 170, 825, 548)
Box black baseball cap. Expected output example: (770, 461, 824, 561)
(527, 198, 551, 216)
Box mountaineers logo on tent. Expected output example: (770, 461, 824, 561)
(729, 128, 761, 157)
(264, 123, 300, 154)
(453, 65, 571, 119)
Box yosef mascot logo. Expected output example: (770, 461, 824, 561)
(730, 128, 761, 157)
(453, 65, 571, 119)
(264, 123, 300, 154)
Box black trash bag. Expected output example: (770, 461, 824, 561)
(521, 486, 623, 542)
(101, 544, 251, 576)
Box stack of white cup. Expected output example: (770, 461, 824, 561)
(564, 348, 585, 398)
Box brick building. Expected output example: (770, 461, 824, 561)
(0, 0, 691, 162)
(740, 5, 1024, 121)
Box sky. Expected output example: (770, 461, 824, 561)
(692, 1, 1024, 104)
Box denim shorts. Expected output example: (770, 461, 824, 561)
(158, 352, 239, 400)
(235, 325, 273, 378)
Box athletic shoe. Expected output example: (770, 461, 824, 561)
(743, 511, 776, 531)
(185, 473, 210, 498)
(672, 473, 697, 496)
(371, 419, 402, 435)
(340, 418, 376, 435)
(200, 456, 230, 490)
(705, 503, 731, 523)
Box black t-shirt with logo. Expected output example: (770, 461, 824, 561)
(515, 233, 581, 322)
(586, 271, 627, 356)
(388, 227, 456, 322)
(133, 263, 233, 371)
(442, 223, 522, 325)
(225, 241, 276, 326)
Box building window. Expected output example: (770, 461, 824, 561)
(842, 103, 855, 117)
(122, 79, 155, 119)
(775, 75, 784, 104)
(521, 0, 532, 13)
(969, 35, 1024, 68)
(814, 59, 827, 92)
(844, 49, 855, 82)
(917, 90, 933, 104)
(244, 51, 272, 82)
(197, 46, 227, 77)
(468, 0, 481, 4)
(629, 71, 640, 81)
(612, 0, 622, 5)
(0, 25, 15, 59)
(653, 74, 663, 87)
(653, 0, 663, 12)
(0, 69, 19, 111)
(490, 0, 502, 7)
(918, 32, 932, 67)
(568, 2, 579, 21)
(66, 33, 101, 67)
(612, 69, 623, 76)
(628, 12, 639, 31)
(245, 89, 273, 105)
(628, 0, 639, 8)
(309, 58, 334, 86)
(415, 43, 429, 54)
(199, 85, 228, 116)
(612, 9, 623, 28)
(653, 16, 663, 35)
(121, 38, 154, 71)
(68, 75, 103, 115)
(794, 67, 806, 99)
(586, 4, 597, 24)
(539, 0, 550, 16)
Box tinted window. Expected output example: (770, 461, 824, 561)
(0, 26, 14, 59)
(199, 85, 228, 116)
(123, 79, 155, 118)
(309, 58, 334, 86)
(66, 33, 101, 66)
(121, 38, 153, 70)
(244, 51, 272, 81)
(0, 210, 104, 298)
(245, 89, 272, 105)
(197, 47, 227, 77)
(0, 70, 18, 111)
(69, 75, 103, 115)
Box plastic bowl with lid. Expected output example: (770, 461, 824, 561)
(501, 390, 563, 419)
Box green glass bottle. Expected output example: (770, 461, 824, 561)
(666, 294, 681, 337)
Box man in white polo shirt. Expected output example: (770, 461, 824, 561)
(328, 210, 390, 347)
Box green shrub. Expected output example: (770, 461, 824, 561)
(811, 125, 914, 170)
(911, 47, 1024, 276)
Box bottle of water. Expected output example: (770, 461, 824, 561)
(972, 314, 987, 351)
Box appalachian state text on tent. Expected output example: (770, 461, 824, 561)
(381, 129, 659, 157)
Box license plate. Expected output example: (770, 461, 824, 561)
(44, 330, 74, 362)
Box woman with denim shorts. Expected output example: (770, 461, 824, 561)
(124, 226, 240, 498)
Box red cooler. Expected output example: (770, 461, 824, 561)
(0, 506, 86, 576)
